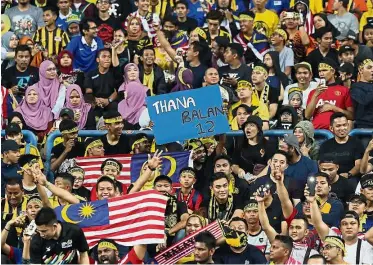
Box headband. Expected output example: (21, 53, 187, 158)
(69, 167, 84, 176)
(359, 59, 373, 70)
(237, 80, 253, 90)
(239, 14, 254, 21)
(324, 236, 346, 254)
(188, 214, 207, 227)
(131, 137, 148, 150)
(273, 29, 288, 41)
(185, 140, 203, 150)
(84, 139, 103, 156)
(318, 63, 333, 71)
(200, 137, 217, 146)
(61, 127, 78, 135)
(180, 169, 196, 178)
(98, 241, 118, 251)
(27, 197, 42, 206)
(103, 161, 121, 172)
(244, 202, 258, 212)
(104, 116, 122, 124)
(18, 158, 38, 174)
(253, 66, 268, 74)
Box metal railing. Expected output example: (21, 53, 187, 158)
(1, 130, 38, 147)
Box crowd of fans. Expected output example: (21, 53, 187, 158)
(1, 0, 373, 264)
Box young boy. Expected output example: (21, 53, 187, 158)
(69, 166, 91, 201)
(175, 167, 203, 214)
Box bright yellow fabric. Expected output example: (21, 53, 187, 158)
(20, 145, 44, 169)
(143, 71, 154, 95)
(290, 0, 324, 14)
(228, 100, 270, 129)
(253, 10, 279, 37)
(360, 10, 373, 31)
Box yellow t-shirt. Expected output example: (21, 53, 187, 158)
(228, 100, 270, 126)
(49, 194, 86, 209)
(143, 71, 155, 94)
(20, 144, 44, 169)
(360, 10, 373, 31)
(254, 10, 279, 37)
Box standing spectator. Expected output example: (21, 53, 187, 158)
(350, 59, 373, 128)
(128, 0, 160, 38)
(66, 18, 104, 72)
(56, 0, 72, 32)
(319, 112, 364, 188)
(219, 43, 252, 90)
(270, 29, 294, 76)
(327, 0, 359, 39)
(203, 10, 231, 45)
(30, 207, 89, 264)
(185, 0, 205, 27)
(305, 59, 354, 129)
(183, 41, 208, 89)
(84, 48, 120, 118)
(95, 0, 120, 45)
(339, 31, 373, 66)
(1, 140, 21, 195)
(283, 62, 318, 109)
(4, 0, 44, 38)
(252, 0, 280, 37)
(306, 27, 339, 77)
(175, 0, 198, 34)
(100, 110, 131, 155)
(33, 6, 70, 58)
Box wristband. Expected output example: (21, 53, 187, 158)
(347, 172, 353, 178)
(4, 227, 10, 231)
(148, 166, 157, 171)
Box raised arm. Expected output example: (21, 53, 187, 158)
(305, 187, 329, 240)
(257, 191, 278, 243)
(274, 170, 294, 219)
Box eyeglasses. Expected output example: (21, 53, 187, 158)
(322, 245, 337, 251)
(89, 26, 97, 30)
(46, 67, 57, 72)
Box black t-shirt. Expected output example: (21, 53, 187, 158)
(51, 141, 85, 160)
(331, 175, 355, 205)
(186, 62, 208, 89)
(100, 134, 131, 155)
(73, 186, 91, 201)
(233, 139, 277, 174)
(306, 48, 339, 78)
(165, 198, 188, 229)
(257, 85, 279, 105)
(213, 243, 267, 264)
(1, 65, 39, 95)
(178, 18, 198, 34)
(218, 63, 252, 89)
(201, 195, 244, 222)
(319, 137, 364, 174)
(84, 67, 123, 98)
(96, 16, 121, 44)
(30, 222, 89, 264)
(265, 194, 284, 233)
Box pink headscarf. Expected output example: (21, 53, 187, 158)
(15, 86, 53, 131)
(118, 82, 147, 125)
(64, 84, 92, 129)
(37, 60, 61, 108)
(118, 63, 141, 92)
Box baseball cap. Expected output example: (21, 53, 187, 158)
(349, 194, 367, 205)
(2, 139, 20, 153)
(339, 45, 354, 55)
(294, 62, 312, 74)
(341, 210, 360, 222)
(59, 108, 74, 119)
(66, 14, 80, 26)
(360, 173, 373, 189)
(5, 123, 21, 135)
(282, 134, 301, 155)
(339, 63, 354, 75)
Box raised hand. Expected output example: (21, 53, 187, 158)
(147, 149, 163, 170)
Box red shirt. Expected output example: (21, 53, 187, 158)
(307, 84, 353, 129)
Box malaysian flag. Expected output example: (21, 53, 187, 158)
(55, 190, 168, 248)
(155, 221, 224, 264)
(75, 152, 191, 190)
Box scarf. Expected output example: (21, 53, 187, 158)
(37, 60, 61, 108)
(253, 83, 270, 106)
(208, 194, 234, 222)
(125, 15, 145, 41)
(57, 50, 74, 75)
(118, 81, 147, 125)
(118, 63, 142, 92)
(2, 32, 16, 52)
(64, 84, 91, 129)
(165, 193, 179, 230)
(14, 86, 53, 131)
(171, 67, 193, 92)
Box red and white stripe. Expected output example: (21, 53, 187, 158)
(84, 190, 168, 248)
(155, 221, 223, 264)
(75, 155, 132, 190)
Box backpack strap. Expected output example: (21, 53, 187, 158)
(356, 239, 362, 264)
(303, 247, 312, 264)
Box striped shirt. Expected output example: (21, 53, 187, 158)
(33, 26, 70, 57)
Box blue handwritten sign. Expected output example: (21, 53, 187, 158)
(147, 85, 230, 145)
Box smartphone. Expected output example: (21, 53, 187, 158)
(55, 120, 62, 129)
(24, 220, 36, 236)
(320, 78, 326, 87)
(222, 73, 229, 79)
(307, 176, 316, 196)
(259, 183, 272, 197)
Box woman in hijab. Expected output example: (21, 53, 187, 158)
(125, 15, 152, 60)
(263, 51, 288, 102)
(118, 81, 147, 129)
(18, 36, 44, 68)
(1, 14, 11, 35)
(1, 32, 18, 70)
(57, 50, 84, 87)
(118, 63, 149, 96)
(293, 120, 319, 160)
(34, 60, 66, 119)
(64, 84, 96, 130)
(14, 86, 53, 134)
(171, 67, 193, 92)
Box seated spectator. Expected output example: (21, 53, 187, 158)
(14, 86, 53, 135)
(171, 66, 193, 92)
(350, 59, 373, 128)
(130, 133, 151, 154)
(319, 112, 364, 188)
(268, 235, 298, 265)
(293, 121, 319, 160)
(111, 28, 130, 69)
(213, 217, 267, 264)
(230, 104, 253, 131)
(100, 110, 131, 155)
(287, 88, 305, 121)
(50, 119, 85, 173)
(201, 172, 243, 222)
(185, 231, 216, 264)
(305, 60, 354, 130)
(18, 154, 46, 197)
(1, 31, 18, 71)
(84, 137, 105, 157)
(270, 29, 294, 76)
(321, 236, 347, 265)
(185, 41, 208, 88)
(124, 15, 152, 57)
(33, 60, 67, 119)
(359, 173, 373, 215)
(203, 10, 231, 45)
(211, 36, 229, 69)
(347, 194, 373, 232)
(175, 167, 203, 214)
(263, 51, 288, 99)
(339, 30, 373, 66)
(327, 0, 359, 40)
(68, 166, 90, 201)
(274, 106, 298, 130)
(174, 0, 198, 34)
(252, 0, 280, 38)
(338, 62, 355, 89)
(7, 112, 27, 130)
(64, 84, 96, 130)
(57, 50, 84, 87)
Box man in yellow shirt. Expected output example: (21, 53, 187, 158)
(359, 0, 373, 41)
(252, 0, 279, 37)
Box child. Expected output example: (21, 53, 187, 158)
(288, 87, 305, 121)
(175, 167, 203, 214)
(69, 166, 91, 201)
